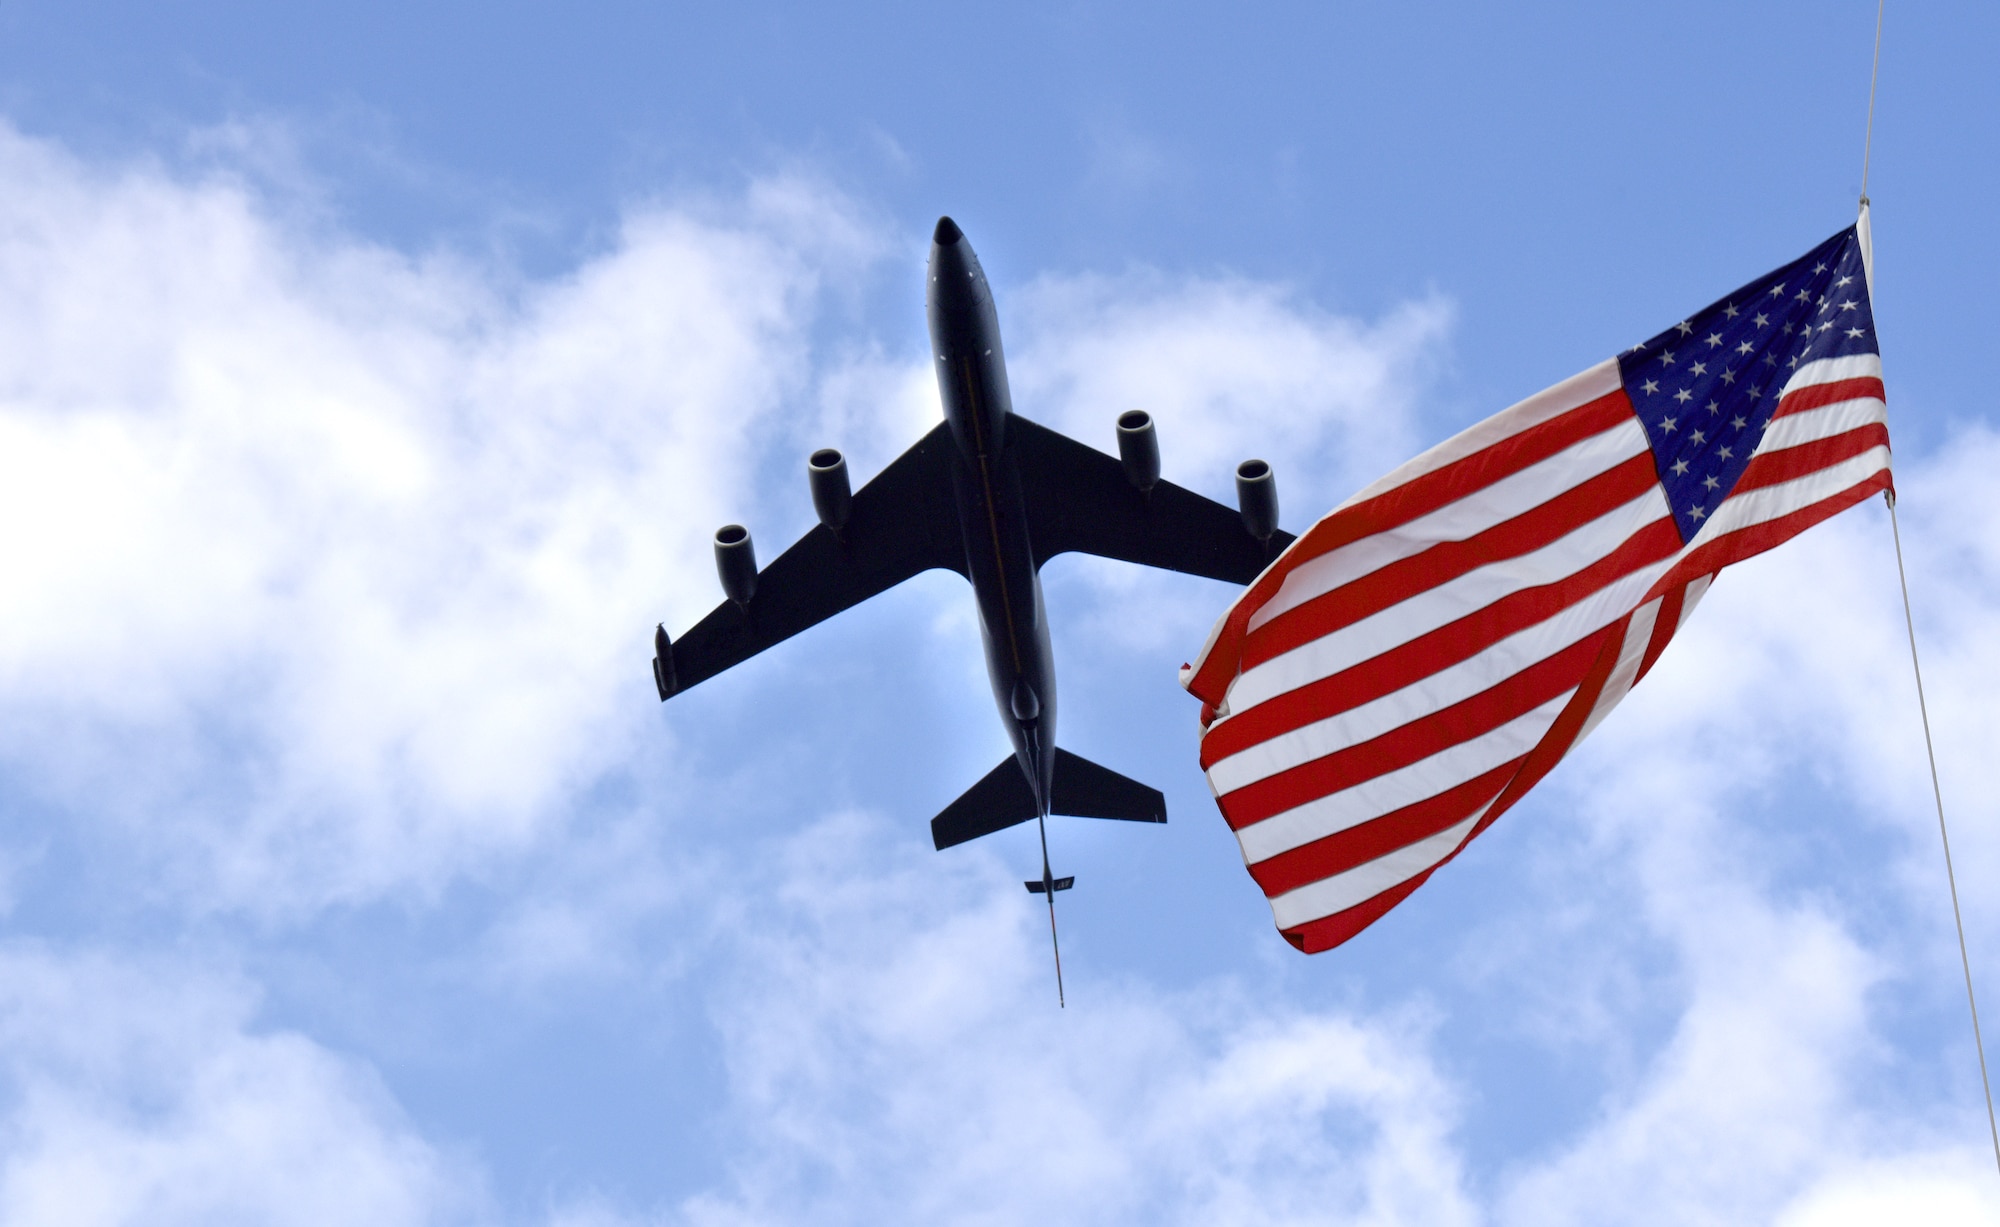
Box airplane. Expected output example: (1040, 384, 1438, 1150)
(651, 216, 1295, 1003)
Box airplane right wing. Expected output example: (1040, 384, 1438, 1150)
(661, 422, 967, 697)
(1010, 415, 1295, 585)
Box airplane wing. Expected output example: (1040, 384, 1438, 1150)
(665, 422, 968, 696)
(1010, 415, 1296, 584)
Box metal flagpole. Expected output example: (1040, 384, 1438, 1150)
(1863, 0, 2000, 1178)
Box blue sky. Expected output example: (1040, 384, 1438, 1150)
(1, 2, 1998, 1223)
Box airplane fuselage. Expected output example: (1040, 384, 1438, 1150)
(926, 218, 1058, 811)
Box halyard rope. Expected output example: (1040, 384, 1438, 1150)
(1862, 0, 1999, 1178)
(1888, 495, 2000, 1177)
(1861, 0, 1884, 205)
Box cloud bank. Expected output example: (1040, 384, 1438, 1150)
(0, 119, 1996, 1223)
(0, 946, 478, 1226)
(0, 126, 864, 911)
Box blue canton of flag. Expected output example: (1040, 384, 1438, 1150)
(1622, 227, 1878, 542)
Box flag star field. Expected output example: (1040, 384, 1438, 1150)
(1625, 226, 1880, 540)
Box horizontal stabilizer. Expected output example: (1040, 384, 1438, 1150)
(1050, 748, 1166, 824)
(931, 756, 1039, 851)
(1026, 876, 1075, 894)
(931, 748, 1167, 852)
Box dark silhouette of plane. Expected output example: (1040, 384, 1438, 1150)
(652, 217, 1293, 1002)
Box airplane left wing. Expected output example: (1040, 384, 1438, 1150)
(663, 422, 968, 697)
(1011, 415, 1295, 584)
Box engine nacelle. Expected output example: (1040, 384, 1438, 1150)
(652, 623, 677, 701)
(1236, 459, 1279, 543)
(1115, 410, 1160, 492)
(808, 448, 852, 531)
(715, 524, 757, 608)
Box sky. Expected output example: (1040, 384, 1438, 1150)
(0, 1, 1998, 1222)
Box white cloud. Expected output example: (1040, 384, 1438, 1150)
(1495, 882, 1882, 1224)
(0, 945, 478, 1227)
(1775, 1152, 2000, 1226)
(0, 121, 874, 913)
(673, 812, 1479, 1227)
(1473, 426, 2000, 1224)
(4, 114, 2000, 1227)
(1013, 269, 1449, 516)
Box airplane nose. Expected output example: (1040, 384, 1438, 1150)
(933, 215, 963, 246)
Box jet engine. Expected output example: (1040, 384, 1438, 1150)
(1115, 410, 1160, 492)
(808, 448, 852, 532)
(714, 524, 757, 608)
(1236, 459, 1279, 543)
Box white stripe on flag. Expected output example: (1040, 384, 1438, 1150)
(1268, 808, 1490, 930)
(1250, 417, 1651, 632)
(1573, 596, 1661, 747)
(1785, 352, 1883, 392)
(1696, 445, 1891, 544)
(1761, 396, 1886, 452)
(1235, 691, 1574, 865)
(1228, 486, 1671, 712)
(1678, 573, 1713, 628)
(1335, 360, 1623, 511)
(1210, 577, 1653, 794)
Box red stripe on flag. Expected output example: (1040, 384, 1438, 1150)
(1246, 761, 1520, 897)
(1217, 633, 1606, 829)
(1733, 425, 1890, 495)
(1282, 868, 1436, 953)
(1275, 616, 1630, 954)
(1184, 390, 1635, 706)
(1646, 467, 1892, 602)
(1243, 453, 1659, 671)
(1634, 583, 1685, 684)
(1773, 376, 1885, 420)
(1200, 517, 1681, 765)
(1464, 611, 1627, 841)
(1275, 392, 1638, 576)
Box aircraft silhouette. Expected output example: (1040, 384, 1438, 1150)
(652, 217, 1294, 1002)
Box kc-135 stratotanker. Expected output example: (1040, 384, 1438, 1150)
(652, 217, 1294, 1002)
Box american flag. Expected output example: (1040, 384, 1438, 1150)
(1181, 212, 1891, 954)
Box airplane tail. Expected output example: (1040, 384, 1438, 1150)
(929, 748, 1166, 851)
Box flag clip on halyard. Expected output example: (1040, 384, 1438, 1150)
(1183, 224, 1890, 955)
